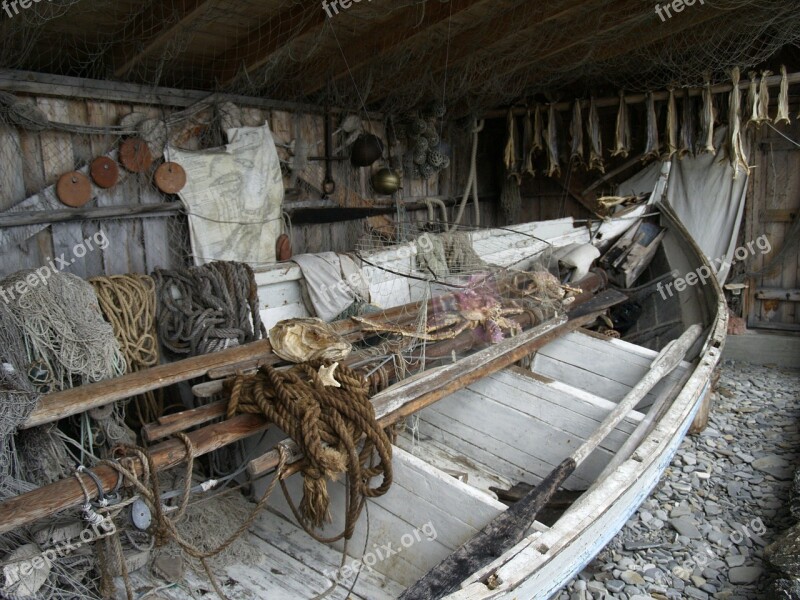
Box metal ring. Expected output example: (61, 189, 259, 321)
(77, 465, 106, 505)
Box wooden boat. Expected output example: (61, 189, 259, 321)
(0, 192, 725, 599)
(140, 201, 720, 599)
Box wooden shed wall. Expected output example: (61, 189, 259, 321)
(0, 90, 505, 281)
(743, 122, 800, 331)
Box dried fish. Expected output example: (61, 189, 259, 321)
(666, 88, 678, 158)
(523, 108, 535, 176)
(727, 67, 749, 178)
(678, 89, 696, 159)
(611, 90, 631, 158)
(503, 109, 517, 172)
(587, 96, 604, 173)
(777, 65, 791, 125)
(533, 104, 543, 153)
(569, 100, 584, 166)
(698, 76, 716, 154)
(757, 70, 772, 124)
(746, 70, 760, 126)
(643, 92, 660, 161)
(545, 103, 561, 178)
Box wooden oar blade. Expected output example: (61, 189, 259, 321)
(400, 458, 577, 600)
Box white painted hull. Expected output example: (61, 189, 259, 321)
(138, 206, 725, 600)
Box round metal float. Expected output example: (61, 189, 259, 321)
(154, 161, 187, 194)
(120, 137, 154, 173)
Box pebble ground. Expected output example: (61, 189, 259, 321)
(555, 361, 800, 600)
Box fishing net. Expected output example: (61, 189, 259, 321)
(2, 0, 799, 115)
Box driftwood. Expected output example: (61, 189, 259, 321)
(400, 324, 703, 599)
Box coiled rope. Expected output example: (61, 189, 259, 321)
(153, 261, 265, 357)
(90, 274, 163, 424)
(225, 361, 393, 541)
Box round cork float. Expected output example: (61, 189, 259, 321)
(90, 156, 119, 189)
(154, 161, 187, 194)
(56, 171, 92, 208)
(120, 137, 153, 173)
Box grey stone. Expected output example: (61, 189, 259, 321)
(752, 455, 793, 480)
(727, 566, 763, 584)
(725, 554, 745, 568)
(621, 570, 646, 585)
(605, 579, 625, 593)
(684, 586, 709, 599)
(669, 517, 702, 539)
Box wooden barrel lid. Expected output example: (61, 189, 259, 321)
(90, 156, 119, 188)
(154, 161, 187, 194)
(276, 233, 292, 261)
(120, 137, 153, 173)
(56, 171, 91, 207)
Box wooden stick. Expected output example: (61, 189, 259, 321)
(0, 414, 268, 536)
(247, 312, 600, 478)
(21, 340, 274, 429)
(141, 400, 227, 442)
(399, 324, 704, 600)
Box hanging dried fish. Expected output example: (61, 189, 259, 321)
(698, 76, 716, 154)
(727, 67, 749, 178)
(503, 109, 517, 172)
(746, 71, 760, 126)
(611, 90, 631, 158)
(678, 90, 696, 159)
(523, 107, 535, 176)
(643, 92, 660, 161)
(757, 70, 772, 124)
(587, 96, 604, 172)
(545, 103, 561, 178)
(569, 100, 584, 166)
(665, 88, 678, 158)
(533, 104, 543, 153)
(776, 65, 791, 125)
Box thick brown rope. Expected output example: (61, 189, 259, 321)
(225, 361, 393, 542)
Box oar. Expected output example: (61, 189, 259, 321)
(400, 323, 703, 600)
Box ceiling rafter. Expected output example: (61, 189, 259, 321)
(370, 0, 662, 103)
(365, 0, 603, 103)
(471, 3, 727, 105)
(299, 0, 491, 97)
(215, 3, 329, 87)
(110, 0, 215, 78)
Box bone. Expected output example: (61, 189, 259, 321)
(727, 67, 750, 178)
(678, 89, 696, 160)
(777, 65, 791, 125)
(698, 76, 716, 154)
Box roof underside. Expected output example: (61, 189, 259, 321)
(1, 0, 800, 113)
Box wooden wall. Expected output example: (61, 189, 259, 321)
(0, 88, 507, 281)
(742, 121, 800, 331)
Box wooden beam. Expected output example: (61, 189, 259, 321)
(0, 414, 268, 536)
(300, 0, 485, 96)
(216, 4, 328, 86)
(111, 0, 215, 77)
(0, 202, 181, 229)
(755, 288, 800, 302)
(474, 3, 726, 108)
(21, 339, 273, 429)
(368, 0, 606, 102)
(0, 69, 330, 115)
